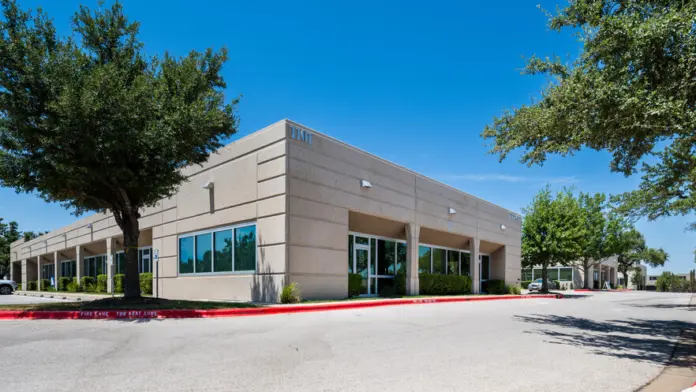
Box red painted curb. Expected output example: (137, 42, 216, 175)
(0, 294, 562, 320)
(574, 289, 633, 292)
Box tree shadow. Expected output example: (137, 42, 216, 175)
(250, 234, 281, 303)
(515, 314, 696, 365)
(624, 303, 695, 311)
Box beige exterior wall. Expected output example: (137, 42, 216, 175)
(10, 119, 522, 301)
(285, 120, 522, 299)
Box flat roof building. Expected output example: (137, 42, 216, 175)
(9, 120, 522, 302)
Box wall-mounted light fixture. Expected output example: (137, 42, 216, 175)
(202, 181, 214, 190)
(360, 180, 372, 188)
(86, 223, 93, 229)
(448, 207, 457, 215)
(500, 224, 507, 231)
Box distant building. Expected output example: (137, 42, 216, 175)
(617, 262, 647, 289)
(522, 257, 619, 289)
(645, 272, 690, 290)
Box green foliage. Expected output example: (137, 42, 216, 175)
(139, 273, 153, 295)
(16, 283, 21, 291)
(40, 279, 50, 290)
(522, 188, 584, 292)
(96, 274, 108, 293)
(394, 273, 406, 295)
(483, 280, 506, 294)
(656, 272, 690, 292)
(614, 226, 668, 288)
(552, 280, 560, 290)
(507, 285, 522, 295)
(419, 273, 472, 295)
(379, 283, 397, 298)
(26, 280, 37, 291)
(348, 273, 363, 297)
(280, 282, 301, 304)
(482, 0, 696, 229)
(114, 274, 125, 294)
(0, 1, 238, 298)
(521, 280, 532, 288)
(58, 277, 71, 291)
(0, 218, 20, 278)
(81, 276, 95, 292)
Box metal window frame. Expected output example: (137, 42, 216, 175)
(178, 222, 258, 276)
(349, 232, 409, 295)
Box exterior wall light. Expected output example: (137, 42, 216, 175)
(448, 208, 457, 215)
(202, 181, 214, 190)
(360, 180, 372, 188)
(500, 224, 507, 230)
(86, 223, 93, 229)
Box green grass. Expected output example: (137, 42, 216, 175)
(301, 293, 493, 303)
(0, 297, 261, 311)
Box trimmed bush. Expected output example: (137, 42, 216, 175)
(96, 274, 108, 293)
(58, 277, 72, 291)
(17, 283, 22, 291)
(395, 273, 406, 295)
(40, 279, 50, 291)
(507, 285, 522, 295)
(484, 279, 506, 294)
(81, 276, 95, 292)
(521, 280, 532, 289)
(140, 273, 153, 295)
(27, 280, 37, 291)
(552, 280, 560, 290)
(419, 273, 472, 295)
(114, 274, 125, 293)
(379, 280, 397, 297)
(348, 273, 362, 297)
(280, 282, 301, 303)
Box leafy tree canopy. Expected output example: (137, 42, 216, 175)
(613, 225, 667, 287)
(0, 0, 238, 297)
(482, 0, 696, 226)
(522, 187, 585, 292)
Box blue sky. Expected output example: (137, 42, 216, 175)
(2, 0, 694, 274)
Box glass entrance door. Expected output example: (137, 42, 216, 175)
(480, 254, 490, 291)
(354, 244, 369, 295)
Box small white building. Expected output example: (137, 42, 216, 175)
(523, 257, 618, 289)
(617, 262, 647, 289)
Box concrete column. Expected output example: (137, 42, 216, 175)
(470, 237, 480, 293)
(54, 251, 60, 289)
(405, 223, 420, 296)
(75, 245, 83, 284)
(36, 256, 42, 290)
(106, 238, 113, 293)
(21, 259, 27, 289)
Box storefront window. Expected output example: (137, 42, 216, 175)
(481, 255, 490, 280)
(214, 230, 233, 272)
(432, 248, 446, 274)
(447, 250, 459, 275)
(460, 252, 470, 276)
(559, 267, 573, 281)
(418, 246, 431, 273)
(396, 243, 407, 274)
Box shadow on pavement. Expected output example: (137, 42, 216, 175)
(515, 314, 696, 365)
(624, 303, 695, 311)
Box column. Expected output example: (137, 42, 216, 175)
(75, 245, 83, 284)
(405, 223, 420, 296)
(37, 256, 42, 290)
(106, 238, 113, 293)
(470, 237, 480, 293)
(21, 259, 27, 290)
(54, 251, 60, 289)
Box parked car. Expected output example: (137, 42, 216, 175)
(528, 278, 556, 291)
(0, 277, 18, 295)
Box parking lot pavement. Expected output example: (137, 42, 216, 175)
(0, 291, 693, 392)
(0, 293, 73, 306)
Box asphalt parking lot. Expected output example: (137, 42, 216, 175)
(0, 291, 693, 392)
(0, 293, 72, 305)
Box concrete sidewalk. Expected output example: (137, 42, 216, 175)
(14, 290, 115, 302)
(640, 294, 696, 392)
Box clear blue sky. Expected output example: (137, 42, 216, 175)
(2, 0, 694, 274)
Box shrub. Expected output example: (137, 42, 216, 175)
(96, 274, 108, 293)
(617, 285, 624, 290)
(394, 273, 406, 295)
(114, 274, 125, 293)
(419, 273, 472, 295)
(27, 280, 37, 291)
(140, 273, 153, 295)
(507, 285, 521, 295)
(521, 280, 532, 289)
(379, 282, 397, 297)
(81, 276, 95, 292)
(348, 273, 362, 297)
(570, 282, 574, 290)
(552, 280, 560, 290)
(58, 277, 72, 291)
(40, 279, 50, 290)
(280, 282, 301, 303)
(66, 281, 79, 292)
(484, 279, 506, 294)
(17, 283, 22, 291)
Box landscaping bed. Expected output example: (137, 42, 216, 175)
(0, 297, 259, 311)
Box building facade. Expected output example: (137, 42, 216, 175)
(9, 120, 522, 302)
(617, 263, 647, 290)
(523, 258, 619, 290)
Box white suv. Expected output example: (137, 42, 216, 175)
(0, 277, 18, 295)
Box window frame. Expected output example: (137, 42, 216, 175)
(418, 242, 472, 276)
(178, 222, 258, 276)
(83, 254, 107, 279)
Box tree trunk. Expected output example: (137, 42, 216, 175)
(541, 265, 548, 293)
(583, 259, 590, 289)
(120, 211, 141, 299)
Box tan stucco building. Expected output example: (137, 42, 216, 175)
(9, 120, 522, 302)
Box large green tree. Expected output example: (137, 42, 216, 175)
(572, 192, 622, 289)
(0, 218, 20, 278)
(482, 1, 696, 226)
(613, 227, 667, 288)
(0, 1, 238, 297)
(522, 187, 585, 293)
